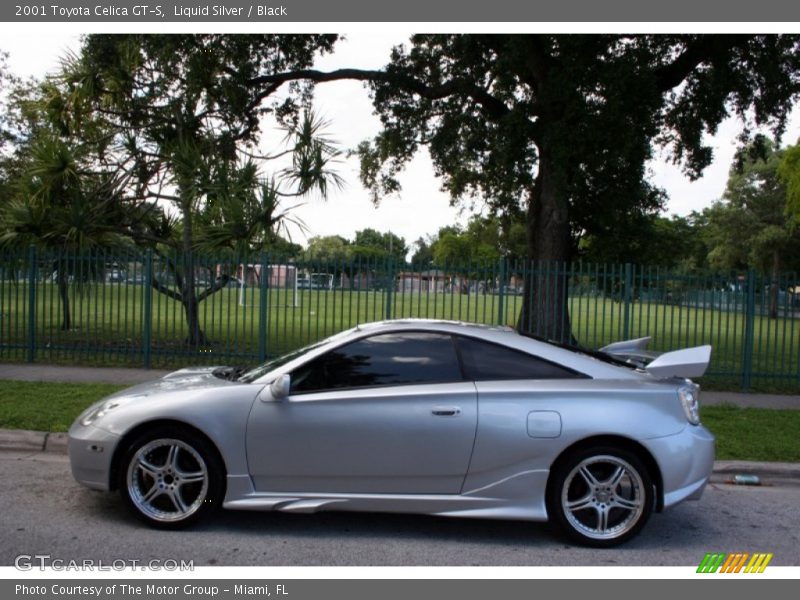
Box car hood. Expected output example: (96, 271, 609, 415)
(106, 366, 236, 399)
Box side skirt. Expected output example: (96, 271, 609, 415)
(222, 470, 551, 522)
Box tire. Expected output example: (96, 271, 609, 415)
(118, 426, 225, 529)
(547, 446, 654, 547)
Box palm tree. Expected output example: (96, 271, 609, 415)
(0, 133, 129, 330)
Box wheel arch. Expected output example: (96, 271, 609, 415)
(546, 434, 665, 513)
(109, 419, 228, 494)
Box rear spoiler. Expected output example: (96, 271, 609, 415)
(600, 337, 712, 379)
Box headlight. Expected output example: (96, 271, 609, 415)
(678, 386, 700, 425)
(80, 400, 121, 426)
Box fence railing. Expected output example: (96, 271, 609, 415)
(1, 247, 798, 391)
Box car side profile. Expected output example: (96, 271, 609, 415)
(68, 319, 714, 547)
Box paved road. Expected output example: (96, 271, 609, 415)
(1, 450, 799, 567)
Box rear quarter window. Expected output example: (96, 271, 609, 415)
(456, 336, 589, 380)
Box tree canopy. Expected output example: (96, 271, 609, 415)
(4, 35, 344, 346)
(254, 34, 800, 339)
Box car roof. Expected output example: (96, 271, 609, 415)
(344, 319, 644, 380)
(252, 319, 645, 383)
(353, 318, 516, 335)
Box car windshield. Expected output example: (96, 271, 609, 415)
(236, 341, 329, 383)
(236, 327, 357, 383)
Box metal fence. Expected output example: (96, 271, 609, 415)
(1, 247, 799, 391)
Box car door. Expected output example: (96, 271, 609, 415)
(246, 331, 478, 495)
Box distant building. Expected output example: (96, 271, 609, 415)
(398, 270, 449, 293)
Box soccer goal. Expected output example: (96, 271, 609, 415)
(237, 263, 299, 308)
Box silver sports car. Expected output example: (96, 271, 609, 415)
(68, 319, 714, 547)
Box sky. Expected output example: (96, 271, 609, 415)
(3, 31, 800, 254)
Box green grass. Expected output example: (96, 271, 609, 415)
(0, 380, 125, 432)
(0, 380, 797, 463)
(702, 405, 800, 462)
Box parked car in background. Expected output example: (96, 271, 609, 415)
(68, 319, 713, 546)
(106, 270, 126, 284)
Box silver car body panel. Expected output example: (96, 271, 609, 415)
(68, 319, 715, 523)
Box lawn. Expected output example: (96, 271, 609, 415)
(1, 280, 799, 392)
(701, 405, 800, 462)
(0, 380, 797, 463)
(0, 380, 126, 432)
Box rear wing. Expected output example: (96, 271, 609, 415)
(600, 337, 712, 379)
(644, 345, 712, 378)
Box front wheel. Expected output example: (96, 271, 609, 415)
(547, 446, 654, 547)
(118, 427, 224, 528)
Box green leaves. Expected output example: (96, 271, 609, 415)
(704, 138, 800, 275)
(778, 142, 800, 224)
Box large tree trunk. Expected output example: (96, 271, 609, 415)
(517, 152, 574, 344)
(180, 198, 207, 347)
(182, 295, 208, 347)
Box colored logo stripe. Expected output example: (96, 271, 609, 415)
(697, 552, 772, 573)
(697, 553, 726, 573)
(745, 553, 773, 573)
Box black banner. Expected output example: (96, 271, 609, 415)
(4, 579, 798, 600)
(4, 0, 800, 22)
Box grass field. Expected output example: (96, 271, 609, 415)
(1, 281, 799, 392)
(0, 380, 126, 432)
(0, 380, 796, 462)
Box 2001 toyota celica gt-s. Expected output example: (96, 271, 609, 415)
(69, 319, 714, 547)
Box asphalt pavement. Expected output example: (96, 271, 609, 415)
(0, 449, 798, 566)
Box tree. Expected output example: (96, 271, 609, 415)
(249, 35, 800, 341)
(578, 213, 705, 269)
(0, 52, 21, 199)
(703, 138, 800, 317)
(351, 228, 408, 264)
(305, 234, 351, 262)
(779, 140, 800, 223)
(0, 76, 131, 330)
(0, 134, 130, 329)
(60, 34, 342, 346)
(410, 235, 434, 268)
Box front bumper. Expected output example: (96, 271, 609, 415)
(68, 423, 121, 491)
(642, 424, 715, 509)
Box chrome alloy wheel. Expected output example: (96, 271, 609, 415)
(126, 438, 209, 523)
(561, 455, 645, 541)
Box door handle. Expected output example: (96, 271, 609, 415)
(431, 406, 461, 416)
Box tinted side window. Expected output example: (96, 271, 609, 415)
(456, 336, 586, 380)
(291, 332, 462, 393)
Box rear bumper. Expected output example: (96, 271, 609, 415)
(68, 423, 121, 491)
(643, 424, 715, 509)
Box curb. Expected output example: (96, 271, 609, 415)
(0, 429, 69, 453)
(0, 428, 798, 486)
(709, 460, 800, 487)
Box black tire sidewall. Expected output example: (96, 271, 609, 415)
(547, 445, 654, 548)
(117, 425, 225, 529)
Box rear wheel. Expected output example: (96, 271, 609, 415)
(547, 446, 654, 547)
(118, 426, 224, 528)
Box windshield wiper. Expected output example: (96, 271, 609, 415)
(212, 366, 250, 381)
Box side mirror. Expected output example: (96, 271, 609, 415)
(269, 374, 291, 401)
